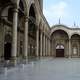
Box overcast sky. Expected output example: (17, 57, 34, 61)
(43, 0, 80, 27)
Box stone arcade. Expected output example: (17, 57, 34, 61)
(0, 0, 80, 65)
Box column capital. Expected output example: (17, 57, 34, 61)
(13, 8, 18, 13)
(40, 31, 43, 57)
(12, 0, 20, 9)
(24, 16, 29, 22)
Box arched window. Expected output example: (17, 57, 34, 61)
(56, 45, 64, 49)
(73, 47, 77, 55)
(56, 44, 64, 57)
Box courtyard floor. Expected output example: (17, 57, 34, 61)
(0, 58, 80, 80)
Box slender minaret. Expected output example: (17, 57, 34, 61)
(74, 21, 76, 27)
(73, 22, 78, 28)
(59, 18, 61, 24)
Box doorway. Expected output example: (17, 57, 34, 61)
(4, 34, 12, 60)
(4, 42, 11, 60)
(56, 45, 64, 57)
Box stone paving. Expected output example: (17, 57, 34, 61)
(0, 58, 80, 80)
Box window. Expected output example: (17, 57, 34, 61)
(56, 45, 64, 49)
(73, 47, 77, 55)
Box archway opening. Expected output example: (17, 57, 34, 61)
(56, 45, 64, 57)
(51, 29, 69, 57)
(71, 34, 80, 57)
(4, 42, 11, 60)
(28, 4, 37, 58)
(16, 0, 25, 61)
(4, 34, 12, 60)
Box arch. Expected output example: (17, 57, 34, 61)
(28, 3, 38, 58)
(50, 24, 69, 37)
(51, 29, 69, 39)
(71, 34, 80, 40)
(71, 34, 80, 57)
(28, 4, 37, 32)
(51, 29, 69, 58)
(70, 33, 80, 39)
(29, 4, 36, 19)
(1, 0, 28, 17)
(19, 0, 28, 16)
(29, 2, 39, 26)
(51, 24, 71, 30)
(18, 0, 28, 30)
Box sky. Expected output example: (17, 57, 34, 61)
(43, 0, 80, 27)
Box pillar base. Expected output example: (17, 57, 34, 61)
(68, 55, 72, 58)
(10, 57, 17, 66)
(65, 55, 69, 58)
(23, 56, 28, 64)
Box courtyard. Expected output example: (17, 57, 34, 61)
(0, 58, 80, 80)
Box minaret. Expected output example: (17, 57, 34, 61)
(59, 18, 61, 24)
(74, 21, 76, 27)
(38, 0, 43, 11)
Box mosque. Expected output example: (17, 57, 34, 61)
(0, 0, 80, 65)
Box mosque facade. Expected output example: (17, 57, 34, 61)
(0, 0, 80, 65)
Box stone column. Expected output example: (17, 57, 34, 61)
(47, 38, 48, 56)
(48, 39, 50, 56)
(42, 34, 43, 56)
(50, 40, 51, 56)
(46, 38, 48, 56)
(69, 39, 71, 58)
(51, 40, 53, 56)
(47, 39, 49, 56)
(51, 41, 52, 56)
(23, 17, 28, 61)
(36, 29, 39, 57)
(40, 32, 43, 57)
(11, 8, 18, 65)
(43, 34, 45, 56)
(49, 39, 51, 56)
(45, 37, 47, 56)
(79, 41, 80, 57)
